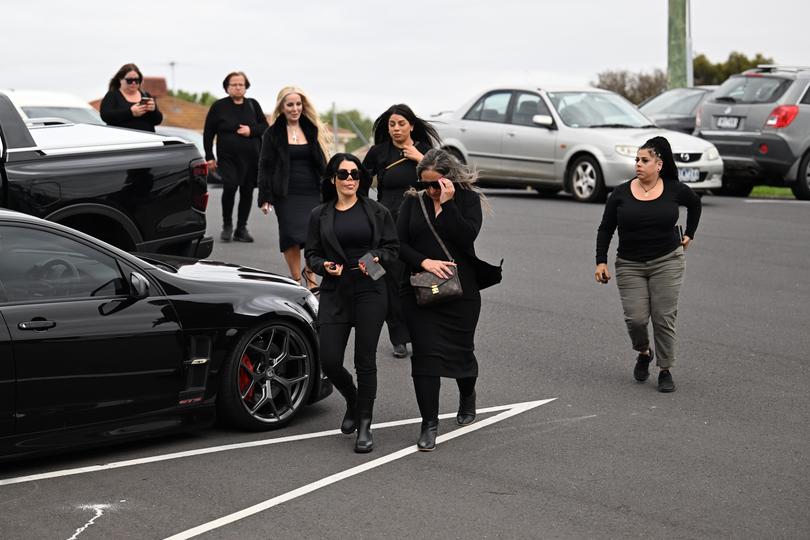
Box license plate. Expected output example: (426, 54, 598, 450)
(716, 116, 739, 129)
(678, 167, 700, 183)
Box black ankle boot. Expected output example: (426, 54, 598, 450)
(354, 400, 374, 453)
(457, 390, 476, 426)
(335, 384, 357, 434)
(417, 420, 439, 451)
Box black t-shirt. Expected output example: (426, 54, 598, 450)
(334, 202, 372, 265)
(363, 141, 432, 212)
(595, 180, 701, 264)
(99, 90, 163, 132)
(202, 97, 268, 161)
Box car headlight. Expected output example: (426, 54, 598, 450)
(615, 145, 637, 158)
(305, 291, 319, 317)
(704, 147, 720, 161)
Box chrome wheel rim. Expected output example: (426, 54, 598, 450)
(573, 162, 597, 199)
(236, 325, 310, 424)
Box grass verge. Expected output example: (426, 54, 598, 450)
(750, 186, 794, 199)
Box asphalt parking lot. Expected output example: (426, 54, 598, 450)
(1, 188, 808, 539)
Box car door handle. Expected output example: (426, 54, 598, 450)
(505, 131, 516, 137)
(18, 320, 56, 331)
(459, 127, 467, 132)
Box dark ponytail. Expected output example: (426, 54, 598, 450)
(640, 136, 678, 182)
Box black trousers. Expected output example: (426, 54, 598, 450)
(319, 283, 387, 404)
(412, 375, 476, 422)
(222, 182, 254, 229)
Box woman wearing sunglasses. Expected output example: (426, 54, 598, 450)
(397, 148, 493, 451)
(362, 104, 441, 360)
(305, 153, 398, 453)
(100, 63, 162, 132)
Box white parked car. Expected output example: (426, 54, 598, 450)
(433, 86, 723, 202)
(0, 89, 103, 125)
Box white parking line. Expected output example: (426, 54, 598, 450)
(163, 398, 556, 540)
(0, 401, 551, 487)
(744, 199, 808, 204)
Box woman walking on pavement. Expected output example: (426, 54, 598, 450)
(100, 63, 162, 132)
(398, 149, 497, 451)
(305, 153, 398, 453)
(258, 86, 330, 289)
(595, 136, 701, 393)
(362, 104, 441, 358)
(203, 71, 268, 243)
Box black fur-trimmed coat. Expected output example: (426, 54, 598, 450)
(257, 117, 327, 206)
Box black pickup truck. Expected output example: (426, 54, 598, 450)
(0, 91, 212, 257)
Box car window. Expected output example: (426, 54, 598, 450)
(510, 93, 551, 126)
(713, 76, 792, 104)
(801, 84, 810, 105)
(464, 92, 512, 123)
(547, 91, 651, 128)
(640, 88, 707, 116)
(0, 225, 128, 304)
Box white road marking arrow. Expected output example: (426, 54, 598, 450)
(0, 399, 554, 487)
(162, 398, 556, 540)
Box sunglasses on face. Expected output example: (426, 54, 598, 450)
(336, 169, 360, 181)
(124, 77, 141, 84)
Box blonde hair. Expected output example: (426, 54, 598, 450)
(272, 86, 332, 160)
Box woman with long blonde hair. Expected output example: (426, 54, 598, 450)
(258, 86, 332, 288)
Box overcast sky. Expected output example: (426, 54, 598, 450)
(2, 0, 808, 120)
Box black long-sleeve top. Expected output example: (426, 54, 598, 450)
(595, 180, 702, 264)
(99, 90, 162, 132)
(203, 97, 268, 161)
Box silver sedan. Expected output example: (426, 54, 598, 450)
(433, 86, 723, 202)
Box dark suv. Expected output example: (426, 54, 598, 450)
(695, 65, 810, 199)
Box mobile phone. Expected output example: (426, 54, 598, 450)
(359, 252, 386, 281)
(139, 96, 151, 105)
(676, 225, 684, 242)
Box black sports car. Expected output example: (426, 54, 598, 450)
(0, 209, 330, 461)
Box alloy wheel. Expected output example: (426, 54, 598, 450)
(573, 162, 597, 199)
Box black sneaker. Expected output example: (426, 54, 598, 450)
(233, 228, 254, 242)
(220, 225, 233, 242)
(634, 349, 654, 382)
(392, 343, 408, 358)
(658, 370, 675, 393)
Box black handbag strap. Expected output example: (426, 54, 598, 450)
(417, 191, 454, 262)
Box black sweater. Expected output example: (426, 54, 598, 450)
(202, 97, 268, 161)
(595, 180, 701, 264)
(99, 90, 162, 132)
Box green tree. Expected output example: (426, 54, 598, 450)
(693, 51, 775, 85)
(320, 109, 373, 153)
(168, 89, 218, 107)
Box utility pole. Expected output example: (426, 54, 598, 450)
(332, 102, 339, 155)
(169, 61, 176, 93)
(667, 0, 692, 88)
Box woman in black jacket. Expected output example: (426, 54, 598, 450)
(100, 63, 162, 132)
(362, 104, 440, 359)
(305, 153, 398, 453)
(397, 148, 493, 451)
(259, 86, 330, 289)
(203, 71, 268, 243)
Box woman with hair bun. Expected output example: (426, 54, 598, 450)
(595, 136, 702, 393)
(259, 86, 331, 289)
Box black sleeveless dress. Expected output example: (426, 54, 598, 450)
(273, 143, 321, 252)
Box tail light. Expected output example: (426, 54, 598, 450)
(191, 160, 209, 178)
(192, 191, 209, 212)
(765, 105, 799, 128)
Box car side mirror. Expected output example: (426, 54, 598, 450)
(532, 114, 554, 128)
(130, 271, 150, 299)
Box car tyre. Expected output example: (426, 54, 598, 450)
(445, 147, 466, 164)
(568, 155, 606, 203)
(790, 152, 810, 201)
(217, 321, 315, 431)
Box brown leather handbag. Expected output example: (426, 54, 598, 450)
(409, 193, 464, 306)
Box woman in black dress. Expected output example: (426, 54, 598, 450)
(397, 148, 491, 451)
(305, 153, 398, 453)
(363, 104, 440, 359)
(100, 63, 162, 132)
(203, 71, 268, 243)
(258, 86, 330, 289)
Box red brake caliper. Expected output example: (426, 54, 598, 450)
(239, 354, 256, 400)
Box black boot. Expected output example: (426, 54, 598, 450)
(457, 390, 476, 426)
(335, 383, 357, 434)
(417, 420, 439, 451)
(354, 399, 374, 453)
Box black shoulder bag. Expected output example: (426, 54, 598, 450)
(409, 193, 464, 306)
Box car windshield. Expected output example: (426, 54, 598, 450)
(712, 75, 792, 104)
(22, 106, 104, 125)
(546, 91, 653, 128)
(640, 88, 707, 116)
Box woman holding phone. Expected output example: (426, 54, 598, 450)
(100, 63, 162, 132)
(305, 153, 398, 453)
(595, 136, 701, 393)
